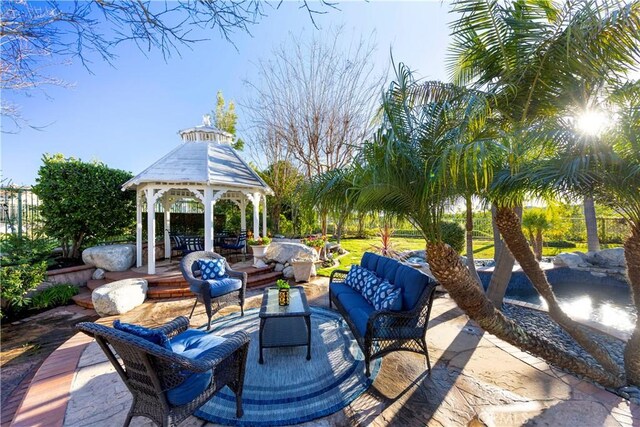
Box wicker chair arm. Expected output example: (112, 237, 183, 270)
(226, 268, 247, 284)
(151, 316, 190, 338)
(329, 269, 350, 284)
(184, 331, 250, 372)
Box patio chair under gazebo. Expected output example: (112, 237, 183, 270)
(122, 118, 274, 274)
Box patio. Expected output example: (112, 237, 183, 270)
(10, 278, 639, 427)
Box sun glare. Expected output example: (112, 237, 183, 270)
(575, 110, 610, 137)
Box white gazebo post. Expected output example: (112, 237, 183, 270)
(162, 193, 172, 259)
(240, 198, 247, 232)
(146, 188, 156, 274)
(136, 190, 143, 267)
(204, 187, 214, 252)
(262, 195, 267, 237)
(252, 192, 260, 238)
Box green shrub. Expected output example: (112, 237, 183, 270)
(0, 262, 47, 318)
(439, 221, 465, 253)
(544, 240, 577, 248)
(29, 284, 78, 310)
(0, 234, 57, 267)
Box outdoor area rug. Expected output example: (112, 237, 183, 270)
(195, 306, 381, 426)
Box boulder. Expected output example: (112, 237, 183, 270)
(92, 268, 106, 280)
(264, 242, 318, 264)
(82, 244, 136, 272)
(92, 278, 148, 317)
(590, 248, 626, 268)
(282, 266, 295, 279)
(553, 252, 588, 268)
(274, 263, 285, 272)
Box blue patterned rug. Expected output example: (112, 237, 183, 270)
(195, 306, 381, 426)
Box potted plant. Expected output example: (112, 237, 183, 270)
(303, 236, 326, 257)
(248, 236, 272, 260)
(276, 279, 290, 306)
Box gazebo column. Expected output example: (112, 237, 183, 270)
(204, 188, 214, 252)
(240, 199, 247, 232)
(162, 194, 172, 259)
(146, 188, 156, 274)
(252, 191, 260, 238)
(136, 190, 143, 268)
(262, 195, 267, 237)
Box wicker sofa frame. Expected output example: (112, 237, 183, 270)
(329, 265, 437, 377)
(76, 316, 249, 427)
(180, 251, 247, 330)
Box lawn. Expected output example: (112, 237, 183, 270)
(317, 237, 616, 277)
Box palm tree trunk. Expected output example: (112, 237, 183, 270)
(535, 229, 543, 261)
(584, 196, 600, 252)
(492, 204, 502, 261)
(486, 206, 521, 306)
(465, 195, 482, 286)
(426, 241, 624, 388)
(495, 206, 624, 380)
(623, 224, 640, 386)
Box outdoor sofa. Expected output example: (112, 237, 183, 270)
(329, 252, 438, 376)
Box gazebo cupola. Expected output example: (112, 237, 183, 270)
(122, 117, 273, 274)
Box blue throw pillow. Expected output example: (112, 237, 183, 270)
(113, 320, 171, 350)
(361, 272, 382, 305)
(345, 265, 376, 294)
(372, 280, 403, 311)
(197, 258, 226, 280)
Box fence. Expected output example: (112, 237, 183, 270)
(0, 186, 42, 239)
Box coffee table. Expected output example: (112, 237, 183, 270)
(258, 286, 311, 364)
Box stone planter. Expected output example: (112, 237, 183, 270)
(251, 245, 269, 267)
(292, 259, 313, 283)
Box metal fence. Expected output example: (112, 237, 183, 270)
(0, 186, 42, 238)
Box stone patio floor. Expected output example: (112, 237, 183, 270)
(10, 277, 640, 427)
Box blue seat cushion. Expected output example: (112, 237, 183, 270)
(198, 258, 226, 280)
(113, 320, 171, 350)
(337, 289, 372, 313)
(371, 280, 402, 311)
(329, 282, 353, 298)
(344, 265, 379, 294)
(375, 256, 400, 283)
(394, 265, 432, 310)
(349, 306, 375, 336)
(360, 252, 380, 272)
(166, 329, 226, 406)
(207, 277, 242, 297)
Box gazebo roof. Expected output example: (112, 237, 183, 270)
(122, 124, 273, 195)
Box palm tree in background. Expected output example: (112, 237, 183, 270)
(357, 64, 623, 386)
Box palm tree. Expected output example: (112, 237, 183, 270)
(357, 64, 623, 387)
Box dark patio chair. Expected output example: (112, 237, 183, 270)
(220, 231, 247, 262)
(180, 251, 247, 330)
(76, 316, 249, 427)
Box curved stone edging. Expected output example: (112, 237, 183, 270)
(10, 332, 93, 427)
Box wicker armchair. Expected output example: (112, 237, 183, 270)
(76, 316, 249, 427)
(180, 251, 247, 330)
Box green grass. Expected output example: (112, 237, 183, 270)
(317, 237, 620, 277)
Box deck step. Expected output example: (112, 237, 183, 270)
(247, 271, 283, 288)
(87, 279, 107, 291)
(147, 286, 192, 299)
(71, 289, 94, 309)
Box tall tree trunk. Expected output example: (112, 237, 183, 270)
(535, 229, 543, 261)
(486, 206, 521, 306)
(357, 212, 366, 238)
(426, 241, 623, 388)
(623, 224, 640, 386)
(495, 207, 624, 380)
(584, 196, 601, 252)
(492, 204, 503, 262)
(321, 211, 328, 236)
(465, 195, 482, 287)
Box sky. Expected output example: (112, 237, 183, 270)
(1, 1, 453, 186)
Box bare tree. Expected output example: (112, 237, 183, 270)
(1, 0, 337, 130)
(245, 27, 386, 178)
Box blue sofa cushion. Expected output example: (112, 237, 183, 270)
(349, 307, 375, 336)
(166, 330, 226, 406)
(337, 289, 372, 313)
(394, 265, 432, 310)
(207, 277, 242, 297)
(113, 320, 171, 350)
(372, 280, 402, 311)
(198, 258, 226, 280)
(360, 252, 379, 272)
(329, 282, 353, 298)
(345, 265, 378, 294)
(375, 256, 400, 283)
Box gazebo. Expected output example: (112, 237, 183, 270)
(122, 120, 274, 274)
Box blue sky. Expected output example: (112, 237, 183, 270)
(1, 1, 453, 185)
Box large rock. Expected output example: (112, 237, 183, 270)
(92, 278, 148, 317)
(264, 242, 318, 264)
(589, 248, 626, 268)
(282, 266, 295, 279)
(82, 244, 136, 272)
(553, 252, 589, 268)
(92, 268, 106, 280)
